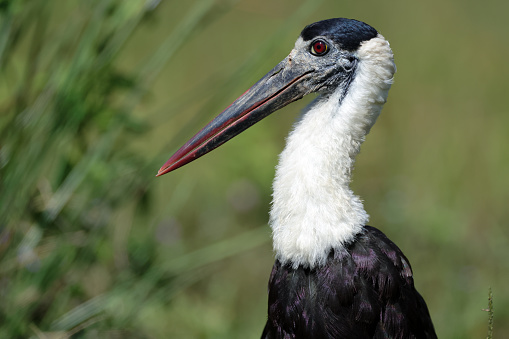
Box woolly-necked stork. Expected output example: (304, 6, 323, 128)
(157, 18, 436, 339)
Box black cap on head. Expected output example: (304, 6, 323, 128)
(300, 18, 378, 51)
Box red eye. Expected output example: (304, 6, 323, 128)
(311, 39, 328, 56)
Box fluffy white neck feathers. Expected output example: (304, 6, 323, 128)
(269, 35, 396, 268)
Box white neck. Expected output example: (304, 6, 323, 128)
(269, 35, 396, 268)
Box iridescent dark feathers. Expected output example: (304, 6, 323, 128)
(262, 226, 437, 339)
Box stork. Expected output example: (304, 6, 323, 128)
(158, 18, 437, 338)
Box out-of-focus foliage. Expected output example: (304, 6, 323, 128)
(0, 0, 508, 338)
(0, 0, 269, 337)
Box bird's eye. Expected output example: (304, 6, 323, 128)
(310, 39, 328, 56)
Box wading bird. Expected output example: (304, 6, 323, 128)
(158, 18, 436, 338)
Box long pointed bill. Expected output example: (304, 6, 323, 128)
(157, 58, 315, 176)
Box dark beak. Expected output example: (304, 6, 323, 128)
(157, 58, 314, 176)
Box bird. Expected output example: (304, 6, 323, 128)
(157, 18, 437, 339)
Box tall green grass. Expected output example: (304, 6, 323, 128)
(0, 0, 250, 337)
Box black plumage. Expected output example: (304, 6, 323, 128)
(262, 226, 437, 339)
(300, 18, 378, 50)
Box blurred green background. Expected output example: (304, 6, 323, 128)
(0, 0, 508, 338)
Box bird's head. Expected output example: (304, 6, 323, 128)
(157, 18, 393, 176)
(284, 18, 378, 95)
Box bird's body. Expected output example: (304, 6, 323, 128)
(262, 226, 435, 338)
(158, 18, 436, 338)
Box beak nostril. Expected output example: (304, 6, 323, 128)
(269, 67, 283, 79)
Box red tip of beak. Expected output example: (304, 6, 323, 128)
(156, 147, 197, 176)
